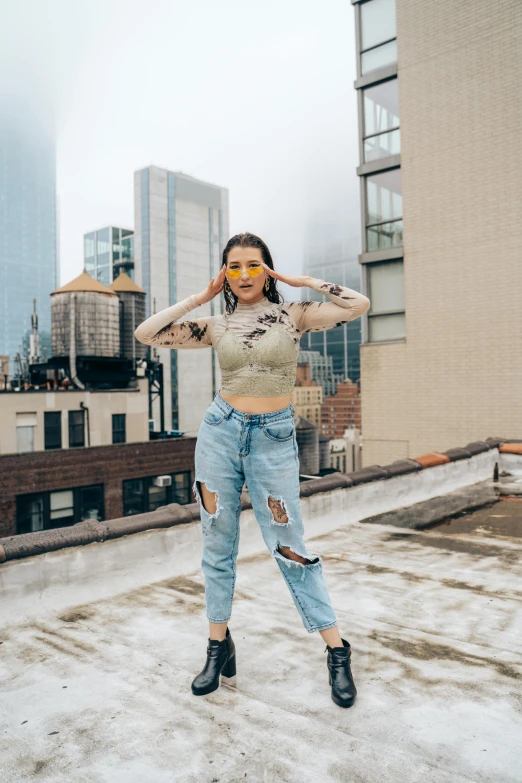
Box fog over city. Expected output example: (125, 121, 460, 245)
(1, 0, 360, 294)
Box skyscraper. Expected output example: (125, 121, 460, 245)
(352, 0, 522, 464)
(134, 166, 229, 434)
(0, 91, 57, 373)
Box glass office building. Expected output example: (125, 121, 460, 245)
(300, 215, 363, 388)
(84, 226, 134, 286)
(300, 259, 364, 388)
(0, 102, 57, 374)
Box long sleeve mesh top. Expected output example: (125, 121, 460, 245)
(134, 279, 371, 397)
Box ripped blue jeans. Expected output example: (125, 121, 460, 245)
(192, 392, 338, 633)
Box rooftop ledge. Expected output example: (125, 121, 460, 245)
(1, 436, 521, 565)
(1, 438, 521, 781)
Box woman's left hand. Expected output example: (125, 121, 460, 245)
(261, 263, 314, 289)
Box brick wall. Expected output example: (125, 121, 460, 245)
(322, 380, 361, 438)
(361, 0, 522, 465)
(0, 438, 196, 537)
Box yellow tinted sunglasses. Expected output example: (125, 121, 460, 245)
(225, 266, 264, 279)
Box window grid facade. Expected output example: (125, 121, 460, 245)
(83, 226, 134, 286)
(353, 0, 405, 343)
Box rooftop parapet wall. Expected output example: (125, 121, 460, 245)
(1, 437, 521, 565)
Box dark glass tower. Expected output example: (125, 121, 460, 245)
(0, 92, 57, 374)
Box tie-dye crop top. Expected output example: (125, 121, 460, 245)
(134, 279, 370, 397)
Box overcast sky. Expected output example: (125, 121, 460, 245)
(3, 0, 360, 291)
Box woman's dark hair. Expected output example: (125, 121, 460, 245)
(221, 232, 283, 314)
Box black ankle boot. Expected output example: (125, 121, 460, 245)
(191, 627, 236, 696)
(325, 638, 357, 708)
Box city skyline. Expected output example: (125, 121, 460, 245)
(0, 0, 360, 293)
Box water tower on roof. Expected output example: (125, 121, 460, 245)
(43, 269, 147, 390)
(108, 271, 147, 362)
(51, 270, 120, 358)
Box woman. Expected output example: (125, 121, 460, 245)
(134, 232, 370, 708)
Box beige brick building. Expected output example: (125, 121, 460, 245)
(353, 0, 522, 466)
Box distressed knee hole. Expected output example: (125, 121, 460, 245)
(196, 480, 218, 516)
(268, 495, 289, 524)
(276, 544, 320, 566)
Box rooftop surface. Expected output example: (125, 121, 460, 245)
(1, 477, 521, 782)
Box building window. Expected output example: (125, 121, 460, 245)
(44, 411, 62, 450)
(69, 410, 85, 448)
(97, 266, 110, 285)
(78, 485, 104, 521)
(16, 484, 104, 535)
(16, 412, 36, 453)
(367, 260, 405, 341)
(112, 413, 126, 444)
(170, 472, 192, 504)
(17, 493, 45, 533)
(84, 233, 95, 274)
(123, 472, 192, 516)
(50, 490, 75, 527)
(363, 78, 400, 162)
(122, 235, 133, 260)
(149, 480, 168, 512)
(97, 226, 111, 261)
(16, 426, 35, 453)
(360, 0, 397, 75)
(365, 168, 402, 251)
(122, 479, 146, 516)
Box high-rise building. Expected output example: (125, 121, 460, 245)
(84, 226, 134, 286)
(0, 92, 57, 374)
(352, 0, 522, 465)
(134, 166, 229, 434)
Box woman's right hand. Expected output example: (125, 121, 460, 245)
(195, 264, 227, 306)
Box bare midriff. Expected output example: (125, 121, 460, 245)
(219, 392, 293, 415)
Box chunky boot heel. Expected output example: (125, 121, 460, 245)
(325, 638, 357, 709)
(191, 627, 236, 696)
(221, 653, 236, 678)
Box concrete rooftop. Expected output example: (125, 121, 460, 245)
(1, 474, 521, 783)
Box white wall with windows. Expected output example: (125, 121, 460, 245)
(0, 379, 149, 455)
